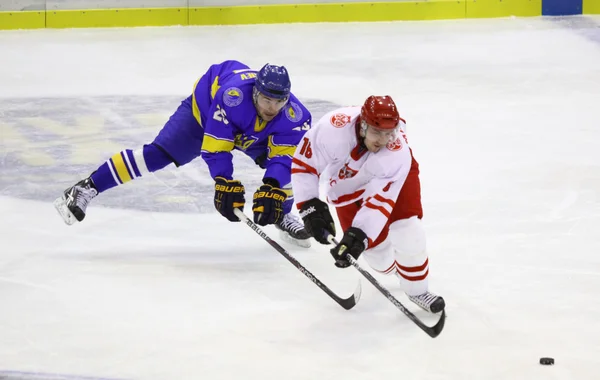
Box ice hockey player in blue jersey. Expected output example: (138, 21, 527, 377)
(54, 60, 312, 247)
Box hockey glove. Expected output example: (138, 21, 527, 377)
(214, 176, 245, 222)
(252, 179, 287, 226)
(330, 227, 368, 268)
(299, 198, 336, 245)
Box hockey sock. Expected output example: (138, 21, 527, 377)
(90, 144, 173, 193)
(281, 183, 294, 214)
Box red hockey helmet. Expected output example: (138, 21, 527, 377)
(360, 95, 400, 130)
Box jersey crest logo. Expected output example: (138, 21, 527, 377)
(223, 87, 244, 107)
(234, 133, 258, 150)
(386, 137, 403, 152)
(338, 163, 358, 179)
(285, 102, 303, 122)
(330, 113, 351, 128)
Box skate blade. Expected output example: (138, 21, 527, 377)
(278, 230, 311, 248)
(53, 196, 77, 226)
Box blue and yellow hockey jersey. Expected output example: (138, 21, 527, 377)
(192, 60, 311, 188)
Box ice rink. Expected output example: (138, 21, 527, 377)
(1, 15, 600, 380)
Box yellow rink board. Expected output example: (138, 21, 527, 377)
(0, 0, 550, 30)
(0, 11, 45, 30)
(466, 0, 542, 18)
(583, 0, 600, 14)
(46, 8, 188, 28)
(189, 1, 466, 25)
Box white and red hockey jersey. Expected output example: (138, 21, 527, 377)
(291, 106, 413, 245)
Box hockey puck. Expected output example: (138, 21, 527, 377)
(539, 357, 554, 365)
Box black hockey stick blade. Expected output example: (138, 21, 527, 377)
(234, 209, 361, 310)
(328, 233, 445, 338)
(349, 254, 445, 337)
(348, 254, 445, 337)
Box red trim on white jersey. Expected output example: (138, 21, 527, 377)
(350, 145, 368, 161)
(363, 193, 395, 219)
(291, 106, 413, 245)
(364, 201, 392, 218)
(330, 189, 366, 205)
(373, 194, 395, 208)
(291, 157, 319, 176)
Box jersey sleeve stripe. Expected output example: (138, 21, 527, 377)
(364, 201, 392, 218)
(291, 157, 318, 176)
(330, 189, 366, 205)
(268, 136, 297, 158)
(291, 168, 314, 175)
(191, 77, 204, 126)
(373, 194, 395, 208)
(201, 133, 235, 153)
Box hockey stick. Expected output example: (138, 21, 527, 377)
(327, 233, 445, 338)
(234, 208, 361, 310)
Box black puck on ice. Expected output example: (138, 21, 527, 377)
(539, 357, 554, 365)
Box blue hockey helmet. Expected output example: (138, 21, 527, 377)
(255, 63, 291, 100)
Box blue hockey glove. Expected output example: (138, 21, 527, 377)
(330, 227, 368, 268)
(214, 176, 245, 222)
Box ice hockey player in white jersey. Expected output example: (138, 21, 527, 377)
(291, 95, 445, 313)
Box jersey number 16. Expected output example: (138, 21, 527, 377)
(299, 137, 312, 158)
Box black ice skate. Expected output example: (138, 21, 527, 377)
(275, 213, 311, 248)
(408, 291, 446, 314)
(53, 177, 98, 225)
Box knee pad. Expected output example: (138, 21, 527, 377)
(388, 216, 426, 257)
(362, 239, 396, 275)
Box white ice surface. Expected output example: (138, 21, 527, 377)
(1, 15, 600, 380)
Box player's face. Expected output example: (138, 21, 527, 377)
(363, 124, 397, 153)
(255, 93, 288, 121)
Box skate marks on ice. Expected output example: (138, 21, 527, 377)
(0, 96, 339, 214)
(546, 15, 600, 46)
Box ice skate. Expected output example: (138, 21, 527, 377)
(54, 177, 98, 225)
(276, 213, 311, 248)
(408, 291, 445, 314)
